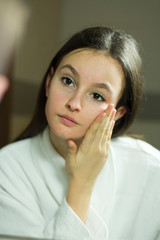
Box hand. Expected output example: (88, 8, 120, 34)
(66, 104, 116, 189)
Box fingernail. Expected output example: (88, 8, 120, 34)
(112, 109, 116, 114)
(108, 104, 114, 111)
(68, 141, 73, 149)
(112, 120, 115, 128)
(100, 113, 106, 120)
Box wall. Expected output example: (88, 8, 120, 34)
(59, 0, 160, 149)
(9, 0, 160, 149)
(10, 0, 62, 140)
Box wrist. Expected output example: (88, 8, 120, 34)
(66, 180, 94, 223)
(68, 178, 95, 194)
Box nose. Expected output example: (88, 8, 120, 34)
(66, 91, 83, 112)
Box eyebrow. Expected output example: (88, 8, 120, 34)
(59, 64, 113, 95)
(92, 82, 113, 94)
(59, 64, 80, 78)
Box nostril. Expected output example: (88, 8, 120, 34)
(66, 99, 82, 112)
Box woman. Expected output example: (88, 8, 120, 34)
(0, 26, 160, 240)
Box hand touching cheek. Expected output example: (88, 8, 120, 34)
(66, 103, 116, 188)
(65, 103, 116, 223)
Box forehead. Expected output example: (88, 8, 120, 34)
(59, 48, 109, 67)
(58, 49, 124, 78)
(57, 49, 125, 97)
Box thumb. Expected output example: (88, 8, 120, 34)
(66, 141, 77, 173)
(67, 140, 77, 164)
(68, 140, 77, 155)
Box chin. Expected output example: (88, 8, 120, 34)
(51, 125, 85, 140)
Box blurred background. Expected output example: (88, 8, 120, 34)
(0, 0, 160, 149)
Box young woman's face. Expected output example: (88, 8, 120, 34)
(45, 49, 125, 140)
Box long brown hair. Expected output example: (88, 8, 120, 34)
(15, 26, 143, 141)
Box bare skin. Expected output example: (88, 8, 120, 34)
(66, 104, 116, 222)
(45, 49, 126, 223)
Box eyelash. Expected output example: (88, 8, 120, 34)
(91, 93, 105, 102)
(61, 76, 75, 87)
(61, 76, 106, 102)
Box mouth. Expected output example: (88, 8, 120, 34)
(58, 115, 78, 127)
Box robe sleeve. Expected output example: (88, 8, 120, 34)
(0, 190, 108, 240)
(45, 199, 108, 240)
(0, 151, 108, 240)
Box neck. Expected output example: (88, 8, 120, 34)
(49, 129, 82, 160)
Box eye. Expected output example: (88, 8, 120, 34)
(61, 76, 75, 87)
(91, 92, 105, 102)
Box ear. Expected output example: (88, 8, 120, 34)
(115, 106, 127, 121)
(46, 67, 54, 97)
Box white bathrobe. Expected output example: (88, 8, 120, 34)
(0, 127, 160, 240)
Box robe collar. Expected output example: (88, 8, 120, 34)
(31, 126, 116, 223)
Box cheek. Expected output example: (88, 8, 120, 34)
(47, 89, 67, 110)
(82, 105, 106, 129)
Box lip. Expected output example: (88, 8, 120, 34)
(58, 115, 78, 126)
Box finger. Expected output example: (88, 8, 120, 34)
(104, 119, 115, 155)
(66, 140, 77, 162)
(68, 140, 77, 151)
(81, 104, 114, 148)
(95, 107, 116, 145)
(104, 103, 115, 117)
(104, 109, 116, 139)
(99, 118, 115, 159)
(108, 120, 115, 140)
(98, 104, 115, 132)
(103, 119, 115, 146)
(101, 107, 116, 133)
(81, 111, 106, 147)
(88, 104, 114, 142)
